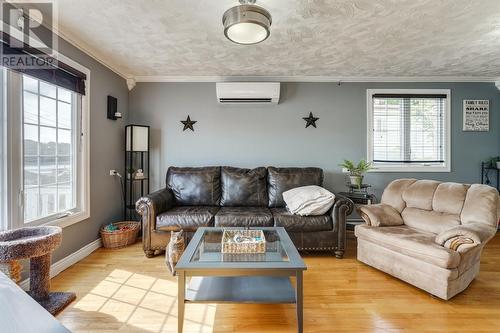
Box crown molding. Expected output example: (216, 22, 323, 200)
(52, 27, 129, 79)
(133, 75, 499, 83)
(4, 2, 130, 79)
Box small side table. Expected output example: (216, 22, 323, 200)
(338, 191, 377, 231)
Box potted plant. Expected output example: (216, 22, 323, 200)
(339, 159, 374, 188)
(127, 167, 136, 179)
(488, 157, 500, 169)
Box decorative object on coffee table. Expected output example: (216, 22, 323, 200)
(125, 124, 150, 220)
(165, 230, 185, 276)
(100, 221, 140, 249)
(221, 229, 266, 253)
(302, 112, 319, 128)
(0, 226, 76, 315)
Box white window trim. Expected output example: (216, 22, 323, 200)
(45, 51, 91, 229)
(4, 51, 90, 230)
(366, 89, 451, 173)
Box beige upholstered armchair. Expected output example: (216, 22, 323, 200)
(355, 179, 498, 300)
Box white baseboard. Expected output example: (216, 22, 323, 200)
(19, 238, 102, 290)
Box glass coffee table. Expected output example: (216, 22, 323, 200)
(175, 227, 307, 333)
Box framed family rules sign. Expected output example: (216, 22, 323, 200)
(463, 100, 489, 131)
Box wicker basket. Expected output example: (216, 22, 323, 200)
(221, 229, 266, 254)
(100, 221, 140, 249)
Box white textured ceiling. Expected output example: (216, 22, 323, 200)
(52, 0, 500, 80)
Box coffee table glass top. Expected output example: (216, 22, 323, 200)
(192, 229, 289, 263)
(175, 227, 306, 271)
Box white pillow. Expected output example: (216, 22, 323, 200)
(282, 185, 336, 216)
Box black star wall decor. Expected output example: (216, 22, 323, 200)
(181, 115, 197, 131)
(303, 112, 319, 128)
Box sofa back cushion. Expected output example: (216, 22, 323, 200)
(220, 167, 268, 207)
(461, 184, 499, 227)
(381, 179, 417, 212)
(267, 167, 323, 208)
(166, 166, 221, 206)
(432, 182, 470, 215)
(402, 180, 440, 210)
(383, 179, 499, 234)
(401, 207, 461, 234)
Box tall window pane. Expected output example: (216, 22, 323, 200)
(22, 75, 76, 223)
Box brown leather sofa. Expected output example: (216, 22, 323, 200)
(355, 179, 499, 300)
(136, 166, 353, 258)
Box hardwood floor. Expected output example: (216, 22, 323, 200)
(52, 232, 500, 333)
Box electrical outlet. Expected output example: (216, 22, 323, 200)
(110, 169, 117, 176)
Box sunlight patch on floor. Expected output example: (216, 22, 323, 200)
(67, 269, 216, 333)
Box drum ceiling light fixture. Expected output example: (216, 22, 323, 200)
(223, 0, 272, 45)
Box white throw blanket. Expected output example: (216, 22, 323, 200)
(282, 185, 336, 216)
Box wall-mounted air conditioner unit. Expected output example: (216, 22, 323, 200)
(216, 82, 280, 104)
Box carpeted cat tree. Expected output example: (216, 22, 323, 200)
(0, 226, 76, 315)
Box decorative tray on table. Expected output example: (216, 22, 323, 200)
(221, 229, 266, 254)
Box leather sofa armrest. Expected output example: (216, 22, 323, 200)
(136, 188, 176, 253)
(331, 193, 354, 258)
(136, 188, 175, 220)
(435, 222, 497, 253)
(356, 204, 404, 227)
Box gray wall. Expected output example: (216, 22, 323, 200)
(50, 38, 128, 263)
(128, 82, 500, 200)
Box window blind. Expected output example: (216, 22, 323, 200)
(372, 94, 446, 164)
(0, 32, 86, 95)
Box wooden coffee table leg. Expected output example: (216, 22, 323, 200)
(178, 271, 185, 333)
(296, 271, 303, 333)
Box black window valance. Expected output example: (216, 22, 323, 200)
(0, 32, 86, 95)
(372, 93, 447, 99)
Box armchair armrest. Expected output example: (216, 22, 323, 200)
(136, 188, 176, 254)
(357, 204, 404, 227)
(435, 222, 497, 253)
(331, 194, 354, 258)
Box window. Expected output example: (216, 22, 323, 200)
(367, 89, 451, 172)
(0, 63, 89, 230)
(22, 76, 78, 223)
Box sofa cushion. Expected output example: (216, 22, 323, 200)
(271, 208, 332, 232)
(215, 207, 273, 227)
(156, 206, 219, 231)
(401, 207, 461, 234)
(461, 184, 499, 227)
(355, 224, 461, 269)
(166, 166, 221, 206)
(267, 167, 323, 208)
(220, 167, 268, 207)
(381, 178, 417, 213)
(402, 180, 440, 210)
(432, 182, 469, 215)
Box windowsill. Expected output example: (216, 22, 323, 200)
(28, 211, 90, 229)
(368, 165, 451, 173)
